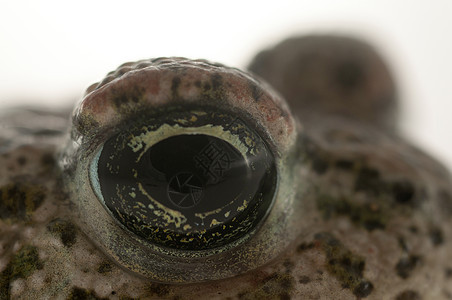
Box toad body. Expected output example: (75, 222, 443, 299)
(1, 35, 451, 300)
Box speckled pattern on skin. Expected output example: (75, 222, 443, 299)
(1, 35, 452, 299)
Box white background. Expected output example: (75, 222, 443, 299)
(1, 0, 451, 169)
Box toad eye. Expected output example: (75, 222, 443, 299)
(61, 58, 297, 282)
(91, 110, 277, 250)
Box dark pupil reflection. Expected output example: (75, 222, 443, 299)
(142, 135, 248, 217)
(98, 123, 276, 250)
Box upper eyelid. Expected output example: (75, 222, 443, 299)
(71, 57, 296, 155)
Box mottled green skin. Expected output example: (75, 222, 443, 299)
(1, 36, 452, 299)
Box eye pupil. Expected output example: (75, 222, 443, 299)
(167, 172, 203, 209)
(146, 135, 247, 213)
(95, 112, 277, 251)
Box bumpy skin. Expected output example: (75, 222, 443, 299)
(1, 36, 452, 300)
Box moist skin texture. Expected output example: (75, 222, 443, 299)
(1, 36, 452, 299)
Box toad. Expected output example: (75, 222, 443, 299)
(1, 35, 451, 299)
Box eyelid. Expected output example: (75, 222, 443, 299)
(60, 57, 300, 282)
(70, 58, 295, 155)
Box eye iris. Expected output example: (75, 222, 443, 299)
(96, 113, 277, 250)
